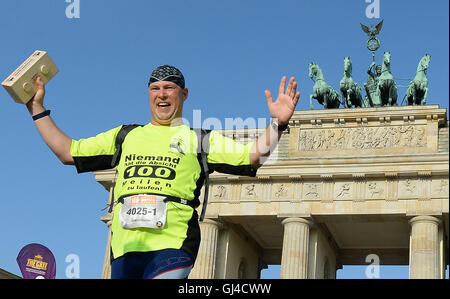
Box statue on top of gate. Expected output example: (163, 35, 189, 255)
(308, 20, 431, 109)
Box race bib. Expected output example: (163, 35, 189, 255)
(119, 194, 167, 229)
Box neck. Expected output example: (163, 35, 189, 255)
(151, 118, 185, 127)
(314, 69, 324, 81)
(416, 64, 427, 74)
(344, 69, 351, 77)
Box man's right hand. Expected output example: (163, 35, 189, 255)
(26, 76, 46, 115)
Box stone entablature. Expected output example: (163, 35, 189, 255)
(205, 175, 449, 219)
(209, 176, 449, 204)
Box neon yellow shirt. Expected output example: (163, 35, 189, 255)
(70, 124, 256, 260)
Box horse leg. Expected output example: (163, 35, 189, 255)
(346, 90, 352, 108)
(388, 83, 396, 106)
(340, 91, 347, 108)
(405, 86, 411, 105)
(310, 94, 315, 110)
(336, 93, 342, 108)
(392, 86, 398, 106)
(356, 94, 362, 108)
(422, 88, 428, 105)
(387, 84, 392, 106)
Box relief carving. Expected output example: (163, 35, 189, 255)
(431, 179, 449, 198)
(399, 179, 418, 198)
(367, 182, 384, 198)
(404, 179, 416, 193)
(242, 184, 257, 199)
(274, 183, 290, 199)
(298, 125, 427, 152)
(438, 180, 449, 195)
(213, 185, 227, 199)
(335, 183, 351, 199)
(304, 183, 320, 199)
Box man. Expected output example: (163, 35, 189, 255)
(26, 65, 300, 279)
(367, 61, 382, 83)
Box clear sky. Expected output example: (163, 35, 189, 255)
(0, 0, 448, 279)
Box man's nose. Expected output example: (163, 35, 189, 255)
(157, 88, 168, 98)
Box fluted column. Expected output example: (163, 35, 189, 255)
(280, 218, 313, 279)
(189, 219, 222, 279)
(409, 216, 441, 279)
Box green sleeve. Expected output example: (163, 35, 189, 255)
(206, 130, 257, 177)
(70, 126, 122, 173)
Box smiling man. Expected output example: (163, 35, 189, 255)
(26, 64, 300, 279)
(148, 65, 188, 126)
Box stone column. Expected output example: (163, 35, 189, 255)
(189, 219, 222, 279)
(100, 215, 113, 279)
(280, 218, 313, 279)
(409, 216, 441, 279)
(101, 186, 114, 279)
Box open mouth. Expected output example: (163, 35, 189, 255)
(157, 102, 171, 108)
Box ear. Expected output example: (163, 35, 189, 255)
(183, 87, 189, 101)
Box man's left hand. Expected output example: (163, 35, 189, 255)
(264, 76, 300, 126)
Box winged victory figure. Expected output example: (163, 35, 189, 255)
(360, 20, 384, 38)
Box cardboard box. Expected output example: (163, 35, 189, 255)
(2, 50, 59, 104)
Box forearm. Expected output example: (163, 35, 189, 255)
(27, 103, 74, 165)
(250, 122, 282, 169)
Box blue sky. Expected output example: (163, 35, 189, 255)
(0, 0, 448, 279)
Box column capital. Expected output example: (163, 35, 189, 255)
(201, 218, 224, 229)
(281, 217, 313, 227)
(409, 215, 442, 226)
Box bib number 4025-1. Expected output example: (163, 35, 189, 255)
(119, 195, 167, 229)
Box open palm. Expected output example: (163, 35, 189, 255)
(265, 76, 300, 125)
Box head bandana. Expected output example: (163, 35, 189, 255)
(148, 65, 185, 89)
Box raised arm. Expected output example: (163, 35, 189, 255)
(367, 61, 376, 76)
(26, 77, 74, 165)
(250, 76, 300, 169)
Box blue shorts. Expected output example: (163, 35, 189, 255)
(111, 249, 193, 279)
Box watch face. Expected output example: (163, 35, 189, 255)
(271, 120, 278, 130)
(271, 120, 288, 132)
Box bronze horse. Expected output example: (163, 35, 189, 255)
(309, 62, 341, 109)
(339, 57, 364, 108)
(377, 52, 398, 106)
(405, 54, 431, 105)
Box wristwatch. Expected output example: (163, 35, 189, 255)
(271, 119, 289, 132)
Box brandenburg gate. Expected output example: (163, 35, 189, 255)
(94, 105, 449, 279)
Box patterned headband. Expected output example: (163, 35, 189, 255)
(148, 65, 185, 89)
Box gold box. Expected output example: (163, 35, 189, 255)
(2, 50, 59, 104)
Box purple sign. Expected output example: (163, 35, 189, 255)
(16, 243, 56, 279)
